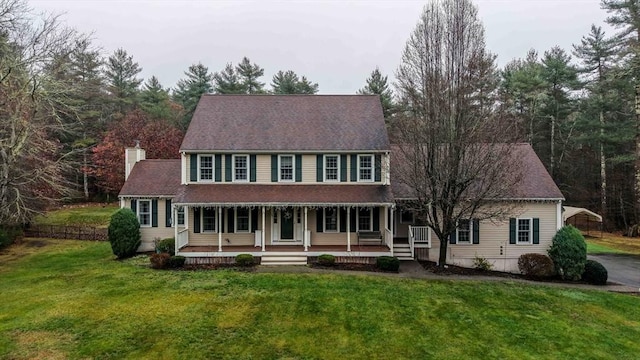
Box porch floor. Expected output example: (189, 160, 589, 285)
(179, 244, 390, 253)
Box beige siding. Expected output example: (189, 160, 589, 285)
(123, 198, 174, 252)
(256, 155, 271, 182)
(427, 201, 559, 273)
(186, 206, 263, 247)
(301, 154, 316, 183)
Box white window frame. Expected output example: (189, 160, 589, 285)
(137, 199, 152, 227)
(357, 207, 373, 232)
(400, 210, 414, 224)
(358, 154, 374, 182)
(324, 207, 339, 232)
(324, 155, 340, 182)
(233, 154, 249, 182)
(202, 207, 217, 233)
(278, 154, 295, 182)
(177, 206, 185, 226)
(235, 208, 251, 233)
(517, 217, 533, 245)
(456, 219, 472, 244)
(198, 154, 214, 182)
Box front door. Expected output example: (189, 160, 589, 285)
(281, 208, 294, 240)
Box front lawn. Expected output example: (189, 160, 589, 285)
(585, 232, 640, 255)
(0, 239, 639, 359)
(31, 203, 119, 228)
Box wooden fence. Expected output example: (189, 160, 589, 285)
(24, 225, 108, 241)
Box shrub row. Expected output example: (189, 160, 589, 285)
(150, 253, 186, 269)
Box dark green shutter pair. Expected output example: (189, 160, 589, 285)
(272, 155, 302, 182)
(190, 154, 222, 182)
(130, 199, 157, 227)
(449, 219, 480, 244)
(509, 218, 540, 244)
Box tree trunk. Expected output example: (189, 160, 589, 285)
(600, 110, 607, 229)
(635, 85, 640, 224)
(83, 148, 89, 200)
(550, 115, 555, 177)
(438, 238, 447, 268)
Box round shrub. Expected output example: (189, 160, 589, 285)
(108, 208, 141, 259)
(582, 259, 608, 285)
(150, 253, 170, 269)
(317, 254, 336, 266)
(518, 253, 555, 278)
(156, 237, 175, 255)
(235, 253, 255, 267)
(548, 225, 587, 281)
(376, 256, 400, 272)
(168, 255, 186, 269)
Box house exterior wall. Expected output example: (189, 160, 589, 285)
(123, 198, 174, 252)
(422, 201, 560, 273)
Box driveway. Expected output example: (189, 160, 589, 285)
(588, 254, 640, 288)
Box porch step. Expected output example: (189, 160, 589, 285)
(260, 254, 308, 266)
(393, 243, 413, 260)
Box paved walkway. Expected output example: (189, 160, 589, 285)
(256, 260, 639, 294)
(589, 254, 640, 288)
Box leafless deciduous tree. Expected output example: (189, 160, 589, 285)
(394, 0, 524, 268)
(0, 0, 84, 225)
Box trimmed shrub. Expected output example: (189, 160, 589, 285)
(518, 253, 555, 278)
(168, 255, 186, 269)
(376, 256, 400, 272)
(235, 253, 255, 267)
(150, 253, 170, 269)
(473, 255, 493, 271)
(317, 254, 336, 266)
(0, 226, 23, 249)
(156, 237, 175, 255)
(582, 259, 608, 285)
(107, 208, 141, 259)
(548, 225, 587, 281)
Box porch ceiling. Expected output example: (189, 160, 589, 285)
(174, 184, 394, 207)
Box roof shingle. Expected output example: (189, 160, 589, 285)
(118, 160, 181, 197)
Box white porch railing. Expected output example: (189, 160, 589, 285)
(409, 225, 430, 251)
(177, 228, 189, 249)
(384, 228, 393, 256)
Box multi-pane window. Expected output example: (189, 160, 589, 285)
(236, 208, 250, 232)
(457, 219, 471, 244)
(203, 208, 216, 232)
(359, 155, 373, 181)
(279, 155, 294, 181)
(518, 218, 532, 243)
(200, 155, 213, 181)
(234, 155, 248, 181)
(138, 200, 151, 227)
(325, 155, 339, 181)
(324, 207, 339, 232)
(358, 207, 372, 231)
(177, 207, 185, 226)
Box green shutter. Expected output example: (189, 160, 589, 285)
(251, 208, 258, 232)
(194, 208, 200, 233)
(316, 155, 323, 182)
(509, 218, 516, 244)
(130, 199, 137, 213)
(316, 209, 323, 233)
(151, 199, 158, 227)
(375, 154, 382, 182)
(295, 155, 302, 182)
(533, 218, 540, 244)
(228, 208, 234, 233)
(190, 154, 197, 182)
(225, 155, 232, 182)
(339, 208, 346, 232)
(215, 155, 222, 182)
(373, 207, 380, 231)
(350, 155, 357, 181)
(449, 229, 457, 244)
(350, 209, 356, 231)
(250, 155, 257, 182)
(340, 155, 347, 182)
(271, 155, 278, 182)
(165, 199, 172, 227)
(472, 218, 480, 244)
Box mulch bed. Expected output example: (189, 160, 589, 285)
(309, 262, 397, 273)
(183, 263, 256, 271)
(419, 260, 519, 279)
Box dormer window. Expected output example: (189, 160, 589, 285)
(233, 155, 248, 182)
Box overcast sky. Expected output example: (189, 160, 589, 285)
(29, 0, 612, 94)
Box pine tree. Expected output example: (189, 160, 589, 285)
(173, 63, 213, 129)
(271, 70, 319, 94)
(140, 76, 172, 119)
(104, 48, 142, 115)
(357, 67, 394, 119)
(297, 76, 319, 94)
(236, 57, 265, 94)
(213, 63, 244, 94)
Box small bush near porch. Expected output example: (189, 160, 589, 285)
(0, 238, 639, 359)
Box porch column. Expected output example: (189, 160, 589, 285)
(218, 206, 222, 252)
(347, 207, 351, 252)
(184, 205, 189, 230)
(261, 206, 266, 252)
(304, 207, 308, 251)
(173, 205, 178, 246)
(390, 207, 394, 235)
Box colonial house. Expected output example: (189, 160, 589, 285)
(118, 95, 564, 271)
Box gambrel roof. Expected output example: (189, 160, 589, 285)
(180, 95, 390, 152)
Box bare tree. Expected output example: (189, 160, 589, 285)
(394, 0, 523, 268)
(0, 0, 83, 225)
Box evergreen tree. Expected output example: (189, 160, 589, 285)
(271, 70, 319, 94)
(357, 67, 394, 119)
(173, 63, 213, 129)
(104, 48, 142, 115)
(297, 76, 319, 94)
(140, 76, 172, 119)
(236, 57, 265, 94)
(213, 63, 244, 94)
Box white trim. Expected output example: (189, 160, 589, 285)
(180, 149, 389, 154)
(357, 154, 374, 182)
(137, 199, 152, 227)
(198, 154, 214, 182)
(234, 207, 251, 233)
(516, 217, 533, 245)
(323, 207, 340, 232)
(323, 154, 340, 182)
(455, 219, 473, 245)
(278, 154, 295, 182)
(181, 152, 187, 184)
(232, 154, 250, 182)
(556, 200, 562, 230)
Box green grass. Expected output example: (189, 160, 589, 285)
(32, 204, 119, 228)
(1, 239, 639, 359)
(587, 241, 629, 255)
